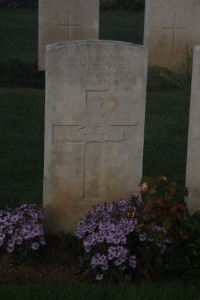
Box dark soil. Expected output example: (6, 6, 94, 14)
(0, 235, 81, 284)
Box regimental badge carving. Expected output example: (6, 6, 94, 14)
(53, 90, 126, 143)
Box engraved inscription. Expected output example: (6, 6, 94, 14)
(57, 9, 80, 39)
(47, 55, 144, 87)
(162, 12, 187, 55)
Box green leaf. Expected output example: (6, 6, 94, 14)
(163, 217, 172, 229)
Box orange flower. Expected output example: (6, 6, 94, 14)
(127, 210, 136, 218)
(159, 175, 167, 181)
(140, 182, 148, 193)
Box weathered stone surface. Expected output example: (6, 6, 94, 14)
(144, 0, 200, 69)
(43, 40, 148, 232)
(186, 45, 200, 214)
(38, 0, 99, 70)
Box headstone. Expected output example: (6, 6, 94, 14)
(44, 40, 148, 232)
(144, 0, 200, 69)
(38, 0, 99, 70)
(186, 45, 200, 214)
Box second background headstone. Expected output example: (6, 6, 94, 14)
(144, 0, 200, 69)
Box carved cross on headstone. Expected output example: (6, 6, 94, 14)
(57, 9, 80, 39)
(52, 90, 137, 201)
(162, 12, 187, 55)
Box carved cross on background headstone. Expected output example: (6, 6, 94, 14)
(57, 9, 80, 39)
(162, 12, 187, 55)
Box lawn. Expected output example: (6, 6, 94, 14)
(99, 10, 144, 44)
(0, 8, 38, 64)
(0, 281, 200, 300)
(143, 90, 190, 182)
(0, 88, 44, 207)
(0, 6, 194, 298)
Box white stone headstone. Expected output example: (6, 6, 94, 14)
(186, 45, 200, 214)
(144, 0, 200, 69)
(44, 40, 148, 232)
(38, 0, 99, 70)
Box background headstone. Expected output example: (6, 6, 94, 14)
(38, 0, 99, 70)
(44, 40, 148, 232)
(144, 0, 200, 69)
(186, 45, 200, 214)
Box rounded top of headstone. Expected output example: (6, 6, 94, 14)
(46, 39, 147, 52)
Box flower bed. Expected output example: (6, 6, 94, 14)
(0, 203, 45, 254)
(75, 176, 189, 281)
(1, 176, 200, 283)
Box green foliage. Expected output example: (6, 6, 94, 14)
(138, 176, 188, 232)
(53, 231, 83, 260)
(147, 49, 193, 91)
(143, 90, 190, 183)
(100, 0, 144, 11)
(182, 211, 200, 276)
(147, 67, 179, 91)
(160, 49, 193, 91)
(136, 178, 200, 279)
(3, 59, 44, 88)
(160, 211, 200, 278)
(128, 176, 191, 279)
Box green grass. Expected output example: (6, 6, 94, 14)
(143, 90, 190, 182)
(0, 9, 144, 65)
(99, 10, 144, 44)
(0, 281, 200, 300)
(0, 88, 44, 207)
(0, 8, 38, 64)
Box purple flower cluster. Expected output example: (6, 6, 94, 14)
(8, 1, 19, 9)
(0, 203, 46, 253)
(76, 200, 138, 280)
(108, 245, 129, 266)
(91, 253, 108, 270)
(0, 0, 38, 8)
(76, 198, 172, 281)
(151, 223, 167, 234)
(137, 222, 171, 254)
